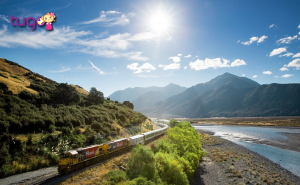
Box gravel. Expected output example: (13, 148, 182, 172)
(191, 132, 300, 185)
(0, 166, 57, 185)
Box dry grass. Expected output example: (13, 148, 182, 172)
(199, 133, 220, 146)
(0, 58, 89, 95)
(71, 85, 89, 95)
(61, 153, 130, 185)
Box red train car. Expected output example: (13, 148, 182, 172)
(115, 138, 127, 149)
(85, 145, 99, 159)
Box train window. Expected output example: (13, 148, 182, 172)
(60, 154, 69, 158)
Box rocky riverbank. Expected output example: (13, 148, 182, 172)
(191, 132, 300, 185)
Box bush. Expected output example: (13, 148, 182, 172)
(154, 152, 189, 185)
(127, 145, 156, 181)
(104, 170, 129, 184)
(127, 177, 156, 185)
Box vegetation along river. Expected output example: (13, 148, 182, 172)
(193, 125, 300, 177)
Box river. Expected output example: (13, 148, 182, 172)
(193, 124, 300, 177)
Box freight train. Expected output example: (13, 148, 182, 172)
(58, 123, 169, 174)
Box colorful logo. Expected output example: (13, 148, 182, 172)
(11, 12, 56, 31)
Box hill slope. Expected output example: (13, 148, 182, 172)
(0, 58, 149, 178)
(141, 73, 260, 117)
(171, 83, 300, 117)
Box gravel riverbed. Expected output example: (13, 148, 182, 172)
(191, 130, 300, 185)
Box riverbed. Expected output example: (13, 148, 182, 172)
(193, 124, 300, 177)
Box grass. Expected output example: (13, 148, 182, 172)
(189, 117, 300, 127)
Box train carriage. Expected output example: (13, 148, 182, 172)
(129, 135, 144, 146)
(58, 123, 169, 174)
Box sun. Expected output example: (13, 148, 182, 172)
(149, 11, 171, 34)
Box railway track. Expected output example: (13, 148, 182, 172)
(23, 131, 164, 185)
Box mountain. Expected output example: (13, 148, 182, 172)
(141, 73, 260, 117)
(108, 83, 187, 105)
(132, 91, 165, 110)
(170, 83, 300, 117)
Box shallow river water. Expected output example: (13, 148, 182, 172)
(193, 125, 300, 177)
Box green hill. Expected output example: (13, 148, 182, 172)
(0, 58, 148, 177)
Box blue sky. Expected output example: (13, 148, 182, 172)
(0, 0, 300, 96)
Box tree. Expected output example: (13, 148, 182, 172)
(87, 87, 104, 105)
(123, 101, 134, 110)
(51, 83, 80, 106)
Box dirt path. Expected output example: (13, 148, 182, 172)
(191, 132, 300, 185)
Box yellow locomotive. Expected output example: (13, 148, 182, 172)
(58, 124, 168, 174)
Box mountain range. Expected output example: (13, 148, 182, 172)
(109, 72, 300, 118)
(108, 83, 187, 110)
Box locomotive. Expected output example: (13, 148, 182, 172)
(58, 123, 169, 174)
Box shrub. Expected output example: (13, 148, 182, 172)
(127, 145, 156, 181)
(154, 152, 189, 185)
(104, 170, 129, 184)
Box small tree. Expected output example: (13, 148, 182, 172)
(87, 87, 104, 105)
(123, 101, 134, 110)
(51, 83, 80, 106)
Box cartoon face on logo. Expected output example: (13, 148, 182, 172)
(41, 12, 55, 31)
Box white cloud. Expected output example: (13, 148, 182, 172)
(0, 25, 155, 61)
(253, 75, 258, 78)
(282, 74, 293, 78)
(263, 71, 272, 75)
(184, 66, 187, 69)
(184, 54, 191, 58)
(169, 56, 181, 63)
(298, 24, 300, 28)
(286, 58, 300, 69)
(178, 53, 182, 56)
(88, 60, 104, 74)
(189, 58, 233, 70)
(75, 64, 93, 70)
(127, 62, 156, 73)
(276, 35, 298, 44)
(257, 35, 268, 44)
(162, 63, 181, 70)
(50, 66, 71, 73)
(80, 11, 135, 26)
(269, 47, 287, 57)
(237, 40, 240, 43)
(279, 52, 294, 57)
(243, 74, 245, 77)
(231, 59, 247, 67)
(280, 65, 289, 71)
(158, 64, 164, 68)
(0, 15, 10, 23)
(128, 32, 157, 41)
(269, 24, 275, 28)
(292, 53, 300, 58)
(241, 37, 258, 45)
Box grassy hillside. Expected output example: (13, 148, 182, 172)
(0, 58, 148, 177)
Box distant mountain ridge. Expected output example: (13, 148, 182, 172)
(108, 83, 187, 110)
(140, 73, 300, 118)
(140, 73, 260, 115)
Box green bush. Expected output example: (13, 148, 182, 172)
(104, 170, 129, 185)
(127, 145, 156, 181)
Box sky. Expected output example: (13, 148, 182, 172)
(0, 0, 300, 96)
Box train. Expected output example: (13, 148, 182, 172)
(58, 123, 169, 174)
